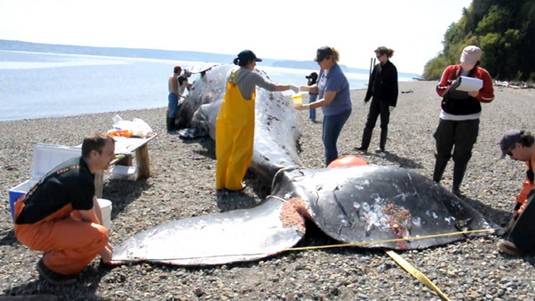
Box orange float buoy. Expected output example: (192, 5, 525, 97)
(327, 155, 368, 168)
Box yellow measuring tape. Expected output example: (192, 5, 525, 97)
(386, 250, 450, 301)
(284, 228, 493, 301)
(133, 228, 494, 300)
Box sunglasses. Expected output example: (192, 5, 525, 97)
(506, 146, 515, 157)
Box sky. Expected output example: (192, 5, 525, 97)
(0, 0, 472, 74)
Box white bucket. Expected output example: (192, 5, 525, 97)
(97, 198, 112, 230)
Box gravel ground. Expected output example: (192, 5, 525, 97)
(0, 81, 534, 300)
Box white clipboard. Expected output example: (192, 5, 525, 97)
(452, 76, 483, 92)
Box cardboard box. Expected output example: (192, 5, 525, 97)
(7, 144, 80, 221)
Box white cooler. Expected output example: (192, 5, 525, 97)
(7, 144, 80, 221)
(97, 198, 112, 230)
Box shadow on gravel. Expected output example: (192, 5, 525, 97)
(183, 137, 216, 160)
(289, 221, 387, 257)
(246, 172, 272, 199)
(294, 221, 475, 258)
(104, 178, 151, 219)
(214, 166, 274, 211)
(2, 263, 112, 301)
(0, 229, 16, 247)
(368, 150, 424, 169)
(461, 196, 512, 227)
(498, 252, 535, 265)
(296, 220, 338, 247)
(216, 191, 260, 212)
(525, 256, 535, 266)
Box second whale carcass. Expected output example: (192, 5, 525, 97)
(176, 64, 302, 182)
(112, 65, 495, 265)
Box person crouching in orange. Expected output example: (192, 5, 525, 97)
(497, 130, 535, 256)
(14, 133, 115, 285)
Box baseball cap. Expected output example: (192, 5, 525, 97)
(499, 129, 523, 158)
(236, 50, 262, 63)
(315, 46, 333, 62)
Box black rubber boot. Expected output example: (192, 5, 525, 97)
(433, 156, 449, 183)
(358, 127, 373, 151)
(452, 160, 468, 195)
(37, 258, 77, 285)
(379, 128, 388, 151)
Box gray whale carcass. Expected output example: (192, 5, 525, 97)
(177, 65, 302, 182)
(112, 66, 495, 265)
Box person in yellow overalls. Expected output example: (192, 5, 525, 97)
(216, 50, 299, 192)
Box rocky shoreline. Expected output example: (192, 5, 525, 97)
(1, 81, 534, 300)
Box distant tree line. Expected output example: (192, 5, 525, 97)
(423, 0, 535, 82)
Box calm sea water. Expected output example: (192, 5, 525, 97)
(0, 50, 412, 121)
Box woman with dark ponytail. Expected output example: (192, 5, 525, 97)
(356, 46, 398, 153)
(215, 50, 299, 192)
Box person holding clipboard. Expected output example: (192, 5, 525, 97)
(432, 45, 494, 196)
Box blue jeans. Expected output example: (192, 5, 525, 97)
(309, 94, 318, 121)
(167, 93, 179, 118)
(322, 109, 351, 166)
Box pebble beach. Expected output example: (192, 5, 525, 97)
(1, 81, 534, 300)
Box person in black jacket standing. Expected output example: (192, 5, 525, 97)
(355, 46, 398, 152)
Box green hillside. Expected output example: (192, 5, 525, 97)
(423, 0, 535, 81)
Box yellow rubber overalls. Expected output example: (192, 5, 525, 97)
(215, 70, 255, 191)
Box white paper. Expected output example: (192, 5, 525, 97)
(454, 76, 483, 92)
